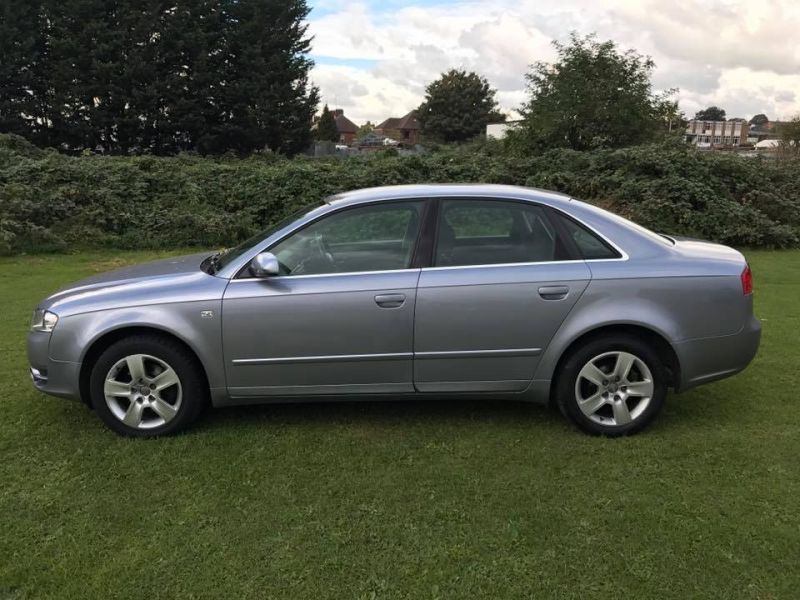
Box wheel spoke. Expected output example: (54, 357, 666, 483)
(122, 401, 144, 427)
(578, 361, 607, 387)
(615, 353, 636, 381)
(104, 379, 130, 397)
(625, 380, 654, 398)
(578, 391, 606, 416)
(126, 355, 146, 382)
(152, 367, 180, 392)
(612, 400, 632, 425)
(151, 398, 178, 422)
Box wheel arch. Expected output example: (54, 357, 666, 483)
(548, 323, 681, 403)
(78, 325, 211, 406)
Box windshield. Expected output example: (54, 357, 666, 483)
(207, 202, 324, 273)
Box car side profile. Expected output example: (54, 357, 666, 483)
(27, 184, 761, 437)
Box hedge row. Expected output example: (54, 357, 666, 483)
(1, 133, 799, 254)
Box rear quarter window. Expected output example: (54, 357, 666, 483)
(554, 213, 621, 260)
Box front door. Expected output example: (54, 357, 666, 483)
(223, 200, 424, 398)
(413, 198, 591, 392)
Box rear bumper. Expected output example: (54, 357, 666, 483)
(27, 331, 82, 401)
(674, 315, 761, 391)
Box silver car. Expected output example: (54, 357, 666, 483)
(27, 185, 761, 437)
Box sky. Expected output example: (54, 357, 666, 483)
(305, 0, 800, 125)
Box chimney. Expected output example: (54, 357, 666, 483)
(334, 109, 344, 117)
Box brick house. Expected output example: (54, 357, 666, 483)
(333, 109, 358, 145)
(375, 111, 420, 145)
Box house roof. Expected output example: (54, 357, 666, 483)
(377, 111, 419, 131)
(376, 117, 401, 129)
(335, 113, 358, 134)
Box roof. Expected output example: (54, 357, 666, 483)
(334, 113, 358, 134)
(376, 111, 419, 131)
(324, 184, 571, 207)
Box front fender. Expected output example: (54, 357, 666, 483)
(48, 300, 225, 390)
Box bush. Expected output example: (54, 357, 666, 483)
(1, 133, 799, 254)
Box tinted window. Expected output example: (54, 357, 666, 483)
(434, 200, 565, 267)
(269, 201, 423, 275)
(554, 213, 621, 260)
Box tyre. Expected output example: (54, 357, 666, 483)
(556, 334, 667, 436)
(89, 334, 207, 437)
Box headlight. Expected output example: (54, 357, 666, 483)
(31, 309, 59, 332)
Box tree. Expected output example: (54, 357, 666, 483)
(356, 121, 375, 140)
(750, 113, 770, 127)
(781, 116, 800, 150)
(517, 33, 674, 151)
(694, 106, 726, 121)
(416, 69, 504, 143)
(316, 104, 339, 142)
(0, 0, 319, 155)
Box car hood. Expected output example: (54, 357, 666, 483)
(39, 251, 226, 316)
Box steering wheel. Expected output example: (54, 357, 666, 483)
(290, 234, 336, 275)
(316, 234, 335, 265)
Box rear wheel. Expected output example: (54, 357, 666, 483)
(556, 335, 667, 436)
(89, 334, 207, 437)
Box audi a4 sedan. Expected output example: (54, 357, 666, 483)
(28, 185, 761, 437)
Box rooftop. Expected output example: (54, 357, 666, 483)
(324, 184, 571, 207)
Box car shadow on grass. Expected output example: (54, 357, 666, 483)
(193, 397, 568, 435)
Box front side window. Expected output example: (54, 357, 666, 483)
(434, 199, 567, 267)
(269, 201, 423, 276)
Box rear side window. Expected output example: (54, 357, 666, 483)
(553, 212, 621, 260)
(434, 199, 570, 267)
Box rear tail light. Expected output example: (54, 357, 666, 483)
(741, 264, 753, 295)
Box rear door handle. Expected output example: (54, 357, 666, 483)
(538, 286, 569, 300)
(374, 293, 406, 308)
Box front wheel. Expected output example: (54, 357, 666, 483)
(556, 335, 667, 436)
(89, 334, 207, 437)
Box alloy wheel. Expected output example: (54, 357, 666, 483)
(574, 351, 654, 427)
(103, 354, 183, 430)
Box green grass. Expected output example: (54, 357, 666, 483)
(1, 250, 798, 599)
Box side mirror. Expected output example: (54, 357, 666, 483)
(249, 252, 280, 278)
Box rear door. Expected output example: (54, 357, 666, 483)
(413, 198, 591, 392)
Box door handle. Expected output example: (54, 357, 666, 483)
(538, 285, 569, 300)
(374, 293, 406, 308)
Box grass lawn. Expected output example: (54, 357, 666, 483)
(1, 249, 798, 599)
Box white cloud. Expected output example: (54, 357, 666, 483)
(308, 0, 800, 125)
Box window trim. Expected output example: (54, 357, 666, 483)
(545, 206, 623, 261)
(233, 198, 430, 279)
(429, 197, 582, 269)
(231, 195, 629, 280)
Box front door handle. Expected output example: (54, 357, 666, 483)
(374, 293, 406, 308)
(538, 285, 569, 300)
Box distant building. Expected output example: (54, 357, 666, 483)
(333, 109, 358, 145)
(685, 120, 750, 148)
(375, 111, 420, 145)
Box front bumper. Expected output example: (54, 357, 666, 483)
(674, 315, 761, 390)
(27, 331, 82, 401)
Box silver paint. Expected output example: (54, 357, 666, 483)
(26, 184, 761, 412)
